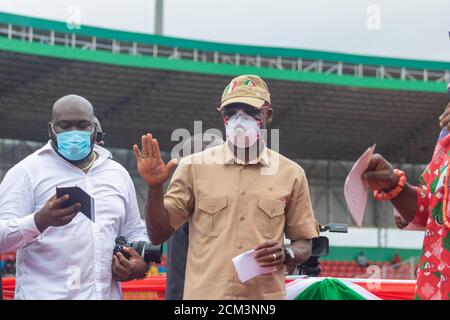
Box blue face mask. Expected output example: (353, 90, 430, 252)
(53, 128, 94, 161)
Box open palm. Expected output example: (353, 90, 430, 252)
(133, 133, 178, 186)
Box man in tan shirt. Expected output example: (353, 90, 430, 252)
(133, 75, 319, 299)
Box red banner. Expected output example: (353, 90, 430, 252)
(2, 276, 415, 300)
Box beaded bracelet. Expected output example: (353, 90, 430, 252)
(373, 169, 407, 201)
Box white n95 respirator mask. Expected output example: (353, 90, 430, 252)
(225, 110, 261, 148)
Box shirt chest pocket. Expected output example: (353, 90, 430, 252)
(196, 196, 229, 237)
(255, 198, 285, 239)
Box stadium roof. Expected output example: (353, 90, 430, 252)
(0, 12, 449, 163)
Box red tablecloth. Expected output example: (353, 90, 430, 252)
(355, 281, 415, 300)
(2, 276, 416, 300)
(2, 277, 15, 300)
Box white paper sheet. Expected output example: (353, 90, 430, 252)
(232, 249, 277, 283)
(344, 145, 376, 227)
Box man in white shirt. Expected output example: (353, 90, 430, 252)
(0, 95, 149, 299)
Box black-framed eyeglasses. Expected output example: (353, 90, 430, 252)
(222, 104, 262, 120)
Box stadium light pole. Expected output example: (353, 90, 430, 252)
(155, 0, 164, 35)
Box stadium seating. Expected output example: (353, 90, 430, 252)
(0, 253, 417, 280)
(319, 259, 417, 279)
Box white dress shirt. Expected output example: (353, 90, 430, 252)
(0, 141, 148, 300)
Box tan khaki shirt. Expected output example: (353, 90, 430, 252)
(164, 143, 319, 300)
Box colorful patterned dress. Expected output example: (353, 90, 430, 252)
(409, 134, 450, 300)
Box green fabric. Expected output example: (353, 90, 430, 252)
(431, 202, 443, 224)
(444, 233, 450, 251)
(0, 38, 446, 94)
(295, 278, 366, 300)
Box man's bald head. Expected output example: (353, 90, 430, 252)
(49, 94, 96, 135)
(52, 95, 94, 122)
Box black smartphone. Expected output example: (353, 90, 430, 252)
(56, 186, 95, 222)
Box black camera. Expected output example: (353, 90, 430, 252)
(113, 236, 162, 264)
(297, 223, 348, 276)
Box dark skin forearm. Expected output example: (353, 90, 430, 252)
(289, 239, 312, 266)
(255, 238, 311, 272)
(390, 183, 418, 223)
(283, 239, 312, 274)
(145, 184, 174, 245)
(133, 133, 178, 245)
(364, 154, 419, 225)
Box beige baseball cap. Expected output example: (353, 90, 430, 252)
(218, 75, 271, 111)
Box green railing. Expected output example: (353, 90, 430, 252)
(0, 12, 448, 93)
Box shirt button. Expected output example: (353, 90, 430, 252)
(237, 244, 243, 249)
(240, 216, 245, 221)
(241, 190, 246, 195)
(209, 205, 215, 211)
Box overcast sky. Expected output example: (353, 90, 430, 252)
(1, 0, 449, 62)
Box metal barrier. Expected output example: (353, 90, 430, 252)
(0, 22, 448, 83)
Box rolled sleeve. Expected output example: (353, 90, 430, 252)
(0, 213, 42, 254)
(284, 168, 320, 240)
(17, 213, 41, 240)
(163, 159, 194, 231)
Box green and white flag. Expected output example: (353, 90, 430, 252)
(286, 278, 381, 300)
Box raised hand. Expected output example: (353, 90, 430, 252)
(133, 133, 178, 186)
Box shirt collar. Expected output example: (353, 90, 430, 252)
(37, 140, 113, 159)
(224, 140, 269, 166)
